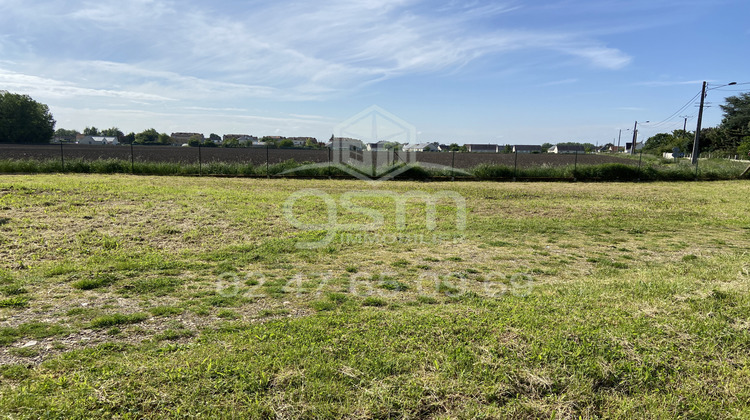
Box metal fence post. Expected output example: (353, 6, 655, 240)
(451, 150, 456, 181)
(198, 144, 202, 175)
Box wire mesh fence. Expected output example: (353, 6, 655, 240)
(0, 144, 746, 181)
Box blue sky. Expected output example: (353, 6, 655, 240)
(0, 0, 748, 145)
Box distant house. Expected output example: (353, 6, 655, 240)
(288, 137, 317, 147)
(402, 142, 439, 152)
(223, 134, 249, 142)
(466, 144, 499, 153)
(437, 144, 452, 152)
(366, 141, 391, 151)
(513, 145, 542, 154)
(171, 132, 204, 145)
(236, 135, 258, 145)
(625, 142, 644, 154)
(77, 136, 119, 146)
(548, 144, 585, 154)
(329, 137, 366, 164)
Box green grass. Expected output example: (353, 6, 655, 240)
(1, 155, 748, 180)
(0, 174, 749, 417)
(89, 313, 149, 328)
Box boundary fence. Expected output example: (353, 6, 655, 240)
(1, 144, 747, 182)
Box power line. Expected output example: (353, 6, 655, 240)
(650, 90, 702, 128)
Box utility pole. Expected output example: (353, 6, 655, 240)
(691, 81, 707, 165)
(679, 115, 690, 132)
(630, 121, 638, 155)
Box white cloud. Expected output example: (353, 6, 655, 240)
(0, 68, 173, 101)
(0, 0, 633, 102)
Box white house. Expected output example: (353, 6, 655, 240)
(77, 136, 119, 146)
(329, 137, 366, 164)
(548, 144, 585, 154)
(466, 144, 499, 153)
(402, 142, 439, 152)
(366, 141, 391, 151)
(625, 142, 644, 154)
(236, 135, 259, 145)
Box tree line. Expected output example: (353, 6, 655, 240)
(2, 89, 749, 157)
(643, 93, 750, 158)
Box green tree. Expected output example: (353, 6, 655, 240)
(720, 93, 750, 134)
(222, 137, 239, 148)
(158, 133, 171, 145)
(54, 128, 79, 142)
(101, 127, 123, 138)
(260, 136, 278, 148)
(279, 139, 294, 148)
(503, 144, 512, 154)
(448, 143, 461, 152)
(209, 133, 221, 141)
(0, 91, 56, 144)
(541, 142, 553, 152)
(83, 126, 100, 136)
(134, 128, 159, 144)
(737, 134, 750, 158)
(187, 138, 201, 147)
(121, 132, 136, 145)
(644, 130, 694, 155)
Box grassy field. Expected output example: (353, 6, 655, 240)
(0, 174, 749, 418)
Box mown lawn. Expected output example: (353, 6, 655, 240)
(0, 175, 749, 418)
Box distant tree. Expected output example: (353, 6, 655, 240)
(101, 127, 123, 138)
(158, 133, 171, 145)
(134, 128, 159, 144)
(222, 137, 239, 148)
(503, 144, 512, 154)
(201, 139, 217, 147)
(279, 139, 294, 148)
(54, 128, 79, 142)
(187, 138, 201, 147)
(260, 136, 278, 148)
(0, 91, 56, 144)
(305, 138, 319, 148)
(737, 133, 750, 158)
(643, 130, 695, 155)
(121, 132, 136, 145)
(459, 145, 468, 152)
(448, 143, 461, 152)
(209, 133, 221, 141)
(720, 93, 750, 135)
(83, 126, 100, 136)
(541, 142, 552, 152)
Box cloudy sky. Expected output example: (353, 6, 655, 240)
(1, 0, 748, 144)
